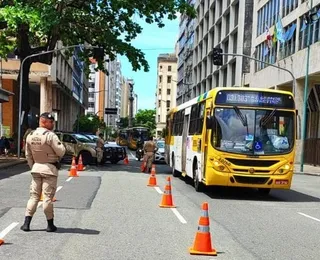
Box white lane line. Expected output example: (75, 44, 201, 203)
(37, 185, 63, 208)
(298, 212, 320, 223)
(154, 187, 163, 194)
(0, 222, 19, 239)
(66, 177, 73, 182)
(171, 208, 187, 224)
(153, 186, 187, 224)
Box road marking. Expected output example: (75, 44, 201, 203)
(37, 186, 63, 208)
(66, 177, 73, 182)
(128, 150, 135, 160)
(171, 208, 187, 224)
(153, 187, 187, 224)
(154, 187, 163, 194)
(0, 222, 19, 239)
(298, 212, 320, 222)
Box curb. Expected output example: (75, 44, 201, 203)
(0, 160, 27, 170)
(294, 172, 320, 177)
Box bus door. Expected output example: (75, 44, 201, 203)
(181, 114, 190, 172)
(201, 104, 211, 180)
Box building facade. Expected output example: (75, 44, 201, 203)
(192, 0, 253, 97)
(245, 0, 320, 164)
(155, 53, 178, 137)
(176, 0, 196, 105)
(1, 41, 89, 137)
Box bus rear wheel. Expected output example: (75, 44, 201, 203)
(171, 156, 180, 177)
(193, 161, 202, 192)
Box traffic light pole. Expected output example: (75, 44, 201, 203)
(220, 53, 296, 96)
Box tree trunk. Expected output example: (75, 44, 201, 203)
(17, 59, 31, 132)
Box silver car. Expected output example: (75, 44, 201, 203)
(154, 140, 165, 163)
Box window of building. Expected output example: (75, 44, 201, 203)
(158, 100, 161, 107)
(166, 100, 170, 108)
(279, 21, 296, 59)
(159, 88, 162, 95)
(299, 9, 320, 51)
(167, 76, 172, 83)
(282, 0, 298, 18)
(257, 0, 280, 36)
(168, 65, 172, 71)
(88, 103, 95, 108)
(167, 89, 171, 95)
(159, 75, 162, 83)
(158, 115, 160, 122)
(89, 93, 95, 98)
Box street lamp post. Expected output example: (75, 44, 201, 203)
(17, 44, 100, 159)
(300, 2, 319, 172)
(128, 83, 134, 128)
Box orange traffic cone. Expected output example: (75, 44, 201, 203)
(147, 171, 157, 187)
(189, 202, 217, 256)
(0, 238, 4, 246)
(159, 176, 176, 208)
(124, 155, 129, 165)
(77, 154, 85, 171)
(151, 164, 156, 175)
(69, 157, 79, 177)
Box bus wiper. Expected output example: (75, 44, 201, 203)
(233, 106, 249, 134)
(261, 109, 277, 127)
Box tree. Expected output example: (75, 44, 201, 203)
(134, 109, 156, 132)
(119, 117, 129, 128)
(73, 114, 106, 134)
(0, 1, 195, 131)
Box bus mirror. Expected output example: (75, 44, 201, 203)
(296, 109, 298, 116)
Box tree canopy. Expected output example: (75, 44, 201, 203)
(0, 0, 196, 129)
(73, 114, 106, 134)
(134, 109, 156, 131)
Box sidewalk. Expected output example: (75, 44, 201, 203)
(294, 164, 320, 176)
(0, 156, 26, 170)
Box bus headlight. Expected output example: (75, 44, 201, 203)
(275, 164, 291, 175)
(210, 158, 229, 172)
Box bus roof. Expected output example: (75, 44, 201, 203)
(168, 87, 294, 114)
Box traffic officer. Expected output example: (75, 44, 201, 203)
(143, 136, 157, 173)
(96, 133, 104, 166)
(21, 112, 66, 232)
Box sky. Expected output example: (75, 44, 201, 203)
(119, 16, 179, 111)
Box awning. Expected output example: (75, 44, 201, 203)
(0, 88, 14, 103)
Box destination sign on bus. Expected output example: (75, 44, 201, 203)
(215, 90, 294, 108)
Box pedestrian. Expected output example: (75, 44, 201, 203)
(96, 133, 104, 166)
(143, 136, 157, 173)
(20, 112, 66, 232)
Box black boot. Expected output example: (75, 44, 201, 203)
(46, 219, 57, 232)
(20, 216, 32, 232)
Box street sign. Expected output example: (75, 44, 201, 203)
(105, 108, 118, 114)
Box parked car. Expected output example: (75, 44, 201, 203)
(154, 140, 165, 163)
(82, 133, 127, 164)
(103, 142, 127, 164)
(55, 131, 97, 165)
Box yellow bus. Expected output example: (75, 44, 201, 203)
(127, 127, 150, 150)
(165, 87, 296, 194)
(116, 128, 129, 146)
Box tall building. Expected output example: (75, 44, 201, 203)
(120, 76, 129, 118)
(155, 53, 178, 138)
(176, 0, 196, 105)
(192, 0, 253, 97)
(1, 41, 89, 134)
(245, 1, 320, 164)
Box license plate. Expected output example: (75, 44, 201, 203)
(275, 180, 289, 185)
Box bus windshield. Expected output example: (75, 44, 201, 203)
(211, 107, 294, 156)
(132, 129, 149, 141)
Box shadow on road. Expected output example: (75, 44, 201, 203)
(0, 164, 29, 180)
(31, 228, 100, 235)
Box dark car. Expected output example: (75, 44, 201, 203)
(103, 142, 127, 164)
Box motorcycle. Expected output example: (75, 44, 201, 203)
(136, 147, 144, 161)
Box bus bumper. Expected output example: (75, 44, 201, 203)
(205, 170, 293, 190)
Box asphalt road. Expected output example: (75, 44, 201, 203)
(0, 152, 320, 259)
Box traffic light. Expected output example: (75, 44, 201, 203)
(212, 47, 223, 66)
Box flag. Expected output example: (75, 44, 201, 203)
(265, 25, 272, 48)
(276, 17, 285, 43)
(263, 46, 269, 56)
(272, 25, 278, 45)
(284, 23, 296, 41)
(300, 21, 307, 32)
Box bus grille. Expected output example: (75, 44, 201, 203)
(226, 158, 279, 167)
(233, 175, 270, 185)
